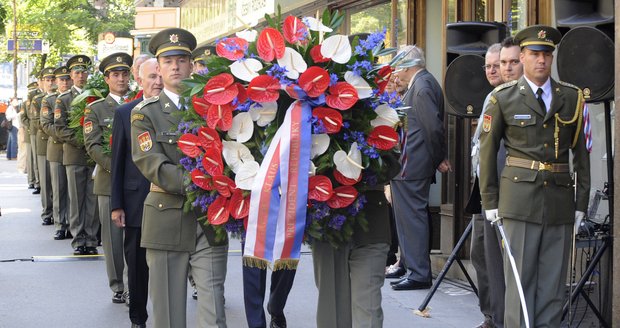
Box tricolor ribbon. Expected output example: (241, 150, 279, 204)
(583, 103, 592, 152)
(243, 100, 312, 270)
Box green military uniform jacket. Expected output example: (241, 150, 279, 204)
(54, 87, 90, 166)
(479, 77, 590, 225)
(21, 88, 42, 137)
(41, 92, 63, 163)
(84, 95, 119, 196)
(31, 93, 49, 156)
(130, 91, 224, 252)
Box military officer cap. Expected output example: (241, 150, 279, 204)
(99, 52, 133, 74)
(149, 28, 197, 57)
(40, 67, 56, 79)
(514, 25, 562, 52)
(27, 81, 38, 89)
(191, 45, 215, 65)
(66, 55, 92, 71)
(54, 66, 70, 79)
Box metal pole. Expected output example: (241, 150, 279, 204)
(12, 0, 18, 99)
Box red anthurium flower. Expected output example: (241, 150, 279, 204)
(216, 37, 248, 61)
(212, 175, 236, 197)
(298, 66, 329, 97)
(178, 133, 204, 158)
(310, 45, 330, 63)
(235, 83, 248, 104)
(247, 75, 281, 103)
(191, 169, 214, 190)
(109, 134, 113, 147)
(333, 169, 362, 186)
(367, 125, 399, 150)
(206, 103, 234, 131)
(256, 28, 286, 62)
(207, 195, 230, 225)
(282, 16, 308, 45)
(307, 175, 333, 202)
(86, 96, 98, 104)
(202, 148, 225, 176)
(228, 189, 250, 219)
(197, 127, 222, 151)
(375, 66, 393, 94)
(312, 107, 343, 134)
(327, 186, 358, 209)
(204, 73, 238, 105)
(79, 116, 85, 126)
(326, 82, 359, 110)
(192, 95, 211, 117)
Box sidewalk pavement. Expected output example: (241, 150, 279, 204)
(0, 155, 485, 327)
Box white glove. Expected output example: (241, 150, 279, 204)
(485, 209, 500, 223)
(574, 211, 585, 234)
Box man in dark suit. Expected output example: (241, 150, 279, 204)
(111, 57, 162, 328)
(389, 45, 451, 291)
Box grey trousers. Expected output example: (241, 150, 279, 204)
(29, 135, 39, 187)
(312, 241, 389, 328)
(502, 219, 572, 328)
(26, 142, 38, 187)
(390, 178, 432, 282)
(146, 223, 228, 328)
(36, 154, 52, 221)
(66, 165, 99, 248)
(98, 195, 126, 294)
(49, 161, 68, 231)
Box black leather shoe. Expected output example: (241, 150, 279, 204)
(41, 218, 53, 225)
(85, 247, 98, 255)
(131, 324, 146, 328)
(385, 267, 406, 279)
(28, 184, 34, 189)
(74, 246, 86, 255)
(390, 277, 407, 286)
(391, 279, 432, 291)
(32, 187, 41, 195)
(112, 291, 125, 304)
(270, 315, 287, 328)
(53, 230, 66, 240)
(66, 230, 73, 239)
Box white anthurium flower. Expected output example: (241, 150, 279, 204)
(276, 47, 307, 80)
(236, 29, 258, 42)
(230, 58, 262, 82)
(371, 104, 400, 128)
(222, 140, 254, 173)
(302, 17, 333, 32)
(344, 71, 373, 99)
(311, 134, 330, 159)
(235, 160, 260, 190)
(308, 160, 316, 176)
(249, 102, 277, 127)
(320, 35, 352, 64)
(333, 142, 363, 180)
(227, 112, 254, 143)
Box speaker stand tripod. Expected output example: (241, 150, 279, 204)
(416, 219, 478, 313)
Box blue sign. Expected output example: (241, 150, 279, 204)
(7, 39, 47, 53)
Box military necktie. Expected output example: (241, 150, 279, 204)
(536, 88, 546, 112)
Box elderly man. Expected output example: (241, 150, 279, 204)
(389, 45, 451, 291)
(479, 25, 590, 327)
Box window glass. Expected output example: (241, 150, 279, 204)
(350, 2, 392, 62)
(474, 0, 487, 21)
(447, 0, 457, 23)
(509, 0, 528, 34)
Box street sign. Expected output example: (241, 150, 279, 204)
(7, 39, 49, 54)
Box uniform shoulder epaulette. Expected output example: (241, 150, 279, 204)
(558, 80, 581, 91)
(58, 90, 72, 97)
(493, 80, 518, 93)
(134, 96, 159, 111)
(33, 93, 45, 100)
(88, 98, 106, 107)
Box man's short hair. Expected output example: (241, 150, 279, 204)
(486, 43, 502, 56)
(501, 37, 518, 48)
(138, 58, 158, 79)
(397, 45, 426, 69)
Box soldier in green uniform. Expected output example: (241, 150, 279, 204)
(24, 77, 43, 193)
(131, 28, 228, 328)
(479, 25, 590, 327)
(23, 81, 40, 189)
(30, 67, 56, 225)
(41, 66, 72, 240)
(191, 45, 214, 73)
(54, 55, 99, 256)
(84, 52, 132, 304)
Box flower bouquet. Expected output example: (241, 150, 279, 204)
(69, 71, 109, 149)
(177, 8, 408, 269)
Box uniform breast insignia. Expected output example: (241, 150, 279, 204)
(138, 131, 152, 152)
(84, 121, 93, 134)
(482, 114, 492, 133)
(54, 109, 61, 119)
(131, 113, 144, 123)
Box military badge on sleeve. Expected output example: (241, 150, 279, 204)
(482, 114, 492, 133)
(42, 108, 48, 116)
(138, 131, 152, 152)
(54, 109, 61, 119)
(84, 121, 93, 134)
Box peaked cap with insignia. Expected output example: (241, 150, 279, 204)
(27, 81, 39, 89)
(149, 28, 197, 57)
(191, 45, 216, 64)
(99, 52, 133, 74)
(40, 67, 56, 79)
(515, 25, 562, 52)
(54, 66, 70, 79)
(66, 55, 92, 71)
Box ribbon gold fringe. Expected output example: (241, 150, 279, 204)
(242, 256, 269, 270)
(273, 259, 299, 271)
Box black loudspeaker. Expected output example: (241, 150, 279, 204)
(446, 22, 508, 65)
(557, 26, 614, 103)
(444, 54, 493, 117)
(555, 0, 614, 37)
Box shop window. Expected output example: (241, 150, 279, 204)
(508, 0, 528, 34)
(474, 0, 486, 21)
(447, 0, 457, 23)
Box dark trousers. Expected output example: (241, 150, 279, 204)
(242, 264, 296, 328)
(124, 226, 149, 325)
